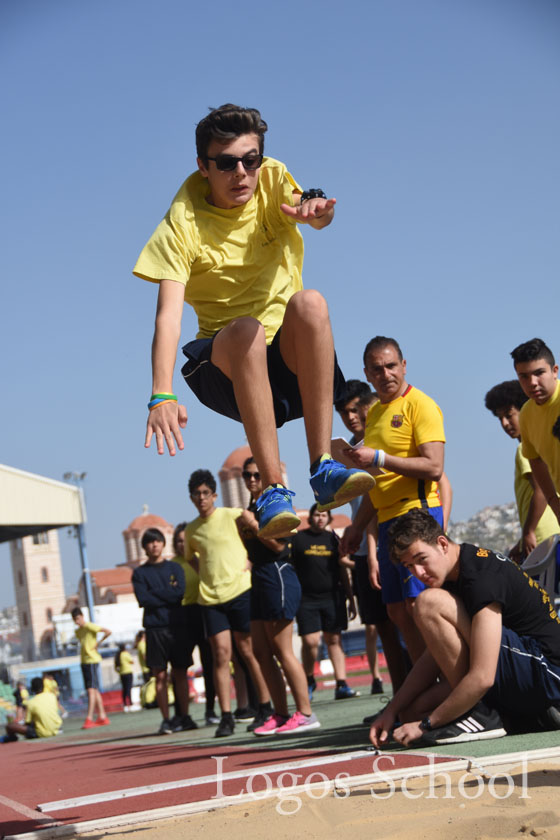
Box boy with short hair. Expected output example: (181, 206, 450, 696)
(511, 338, 560, 528)
(370, 508, 560, 749)
(71, 607, 111, 730)
(134, 103, 374, 538)
(485, 378, 559, 561)
(131, 528, 196, 735)
(2, 677, 62, 743)
(184, 468, 270, 737)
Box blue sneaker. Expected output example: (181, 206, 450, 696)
(334, 684, 360, 700)
(257, 485, 301, 538)
(310, 458, 375, 512)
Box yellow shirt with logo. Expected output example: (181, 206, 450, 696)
(75, 622, 102, 664)
(185, 508, 250, 606)
(364, 385, 446, 523)
(133, 158, 304, 344)
(514, 443, 559, 546)
(520, 381, 560, 494)
(26, 692, 62, 738)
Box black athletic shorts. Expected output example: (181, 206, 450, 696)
(181, 327, 346, 428)
(202, 589, 251, 637)
(296, 591, 348, 636)
(81, 663, 100, 691)
(145, 626, 193, 672)
(351, 555, 388, 625)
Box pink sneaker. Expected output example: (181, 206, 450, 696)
(253, 713, 289, 736)
(275, 711, 321, 735)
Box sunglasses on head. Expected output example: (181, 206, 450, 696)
(242, 470, 260, 480)
(206, 153, 264, 172)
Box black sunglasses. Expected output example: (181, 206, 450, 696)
(242, 470, 260, 480)
(206, 153, 263, 172)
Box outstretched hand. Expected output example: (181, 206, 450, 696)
(280, 197, 336, 228)
(145, 401, 188, 456)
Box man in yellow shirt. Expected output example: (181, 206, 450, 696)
(184, 469, 270, 737)
(3, 678, 61, 742)
(134, 104, 373, 538)
(71, 607, 112, 730)
(343, 336, 445, 664)
(485, 378, 560, 561)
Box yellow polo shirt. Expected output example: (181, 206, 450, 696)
(185, 508, 250, 606)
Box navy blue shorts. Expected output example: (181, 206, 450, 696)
(378, 506, 444, 604)
(351, 555, 388, 625)
(81, 663, 100, 691)
(250, 561, 302, 621)
(146, 626, 194, 671)
(485, 626, 560, 716)
(202, 589, 251, 637)
(296, 591, 348, 636)
(181, 327, 346, 428)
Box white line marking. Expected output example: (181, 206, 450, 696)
(0, 794, 57, 823)
(9, 746, 560, 840)
(38, 749, 377, 811)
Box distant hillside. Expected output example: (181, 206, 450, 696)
(448, 503, 519, 554)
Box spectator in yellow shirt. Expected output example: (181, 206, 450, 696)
(3, 677, 62, 743)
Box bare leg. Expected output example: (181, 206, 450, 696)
(387, 600, 425, 663)
(324, 632, 347, 681)
(267, 620, 312, 716)
(95, 689, 107, 720)
(412, 589, 471, 687)
(279, 290, 334, 463)
(234, 631, 271, 704)
(154, 669, 169, 720)
(365, 624, 381, 679)
(301, 631, 321, 677)
(251, 620, 288, 715)
(209, 630, 233, 713)
(85, 687, 96, 721)
(171, 667, 190, 717)
(376, 618, 408, 694)
(212, 318, 282, 488)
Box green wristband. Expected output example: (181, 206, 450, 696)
(150, 393, 177, 401)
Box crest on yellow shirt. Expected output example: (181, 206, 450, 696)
(391, 414, 404, 428)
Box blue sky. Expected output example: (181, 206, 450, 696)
(1, 0, 559, 608)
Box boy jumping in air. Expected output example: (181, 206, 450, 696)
(134, 104, 373, 537)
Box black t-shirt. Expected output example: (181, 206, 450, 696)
(290, 528, 341, 597)
(445, 543, 560, 666)
(244, 501, 290, 567)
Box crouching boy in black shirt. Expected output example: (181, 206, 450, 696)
(370, 508, 560, 748)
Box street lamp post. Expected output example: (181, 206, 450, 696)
(63, 472, 96, 624)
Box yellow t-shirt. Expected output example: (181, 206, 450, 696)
(43, 677, 59, 696)
(172, 553, 200, 606)
(364, 385, 446, 523)
(185, 507, 250, 606)
(136, 638, 149, 674)
(520, 381, 560, 493)
(26, 692, 62, 738)
(514, 443, 559, 546)
(133, 158, 304, 344)
(75, 622, 102, 664)
(117, 650, 134, 675)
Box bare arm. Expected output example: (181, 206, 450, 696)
(520, 473, 549, 555)
(348, 441, 444, 482)
(392, 605, 502, 746)
(280, 193, 336, 230)
(438, 471, 453, 531)
(340, 493, 375, 556)
(529, 457, 560, 526)
(145, 279, 188, 456)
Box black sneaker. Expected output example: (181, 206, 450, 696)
(168, 715, 184, 732)
(158, 719, 173, 735)
(180, 715, 198, 731)
(205, 711, 220, 726)
(233, 706, 255, 723)
(247, 706, 273, 732)
(539, 704, 560, 731)
(421, 703, 506, 746)
(215, 714, 235, 737)
(371, 678, 384, 695)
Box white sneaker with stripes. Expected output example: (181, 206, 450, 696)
(422, 702, 506, 745)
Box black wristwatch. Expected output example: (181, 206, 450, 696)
(419, 717, 432, 732)
(300, 188, 326, 204)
